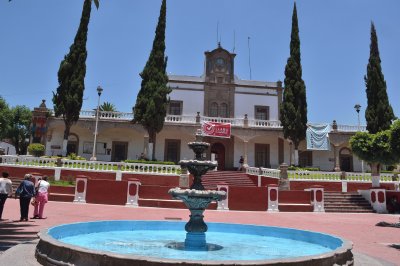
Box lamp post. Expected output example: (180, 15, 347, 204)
(354, 104, 364, 173)
(90, 86, 103, 161)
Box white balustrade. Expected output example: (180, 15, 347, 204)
(123, 163, 180, 175)
(260, 167, 280, 178)
(335, 124, 367, 132)
(200, 116, 244, 127)
(346, 172, 371, 182)
(249, 120, 282, 128)
(288, 171, 341, 181)
(165, 115, 196, 124)
(99, 111, 133, 121)
(246, 167, 260, 176)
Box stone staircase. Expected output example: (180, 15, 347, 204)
(201, 171, 257, 190)
(324, 192, 374, 213)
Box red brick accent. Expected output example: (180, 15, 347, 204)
(86, 179, 128, 205)
(378, 191, 385, 203)
(229, 187, 268, 211)
(280, 191, 311, 204)
(128, 184, 137, 196)
(371, 191, 376, 203)
(316, 190, 323, 202)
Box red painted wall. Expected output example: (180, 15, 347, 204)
(0, 166, 54, 178)
(122, 173, 180, 186)
(290, 181, 342, 191)
(260, 177, 279, 186)
(140, 185, 176, 200)
(85, 179, 128, 205)
(60, 170, 116, 181)
(280, 190, 311, 204)
(229, 187, 268, 211)
(386, 191, 400, 213)
(50, 186, 75, 194)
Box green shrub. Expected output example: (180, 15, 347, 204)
(67, 153, 86, 161)
(124, 159, 175, 165)
(28, 143, 45, 157)
(288, 166, 320, 171)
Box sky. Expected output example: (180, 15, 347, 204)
(0, 0, 399, 125)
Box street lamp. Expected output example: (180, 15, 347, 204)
(354, 104, 364, 172)
(90, 86, 103, 161)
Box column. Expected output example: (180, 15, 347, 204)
(74, 175, 88, 203)
(369, 188, 387, 213)
(217, 183, 229, 210)
(243, 140, 249, 168)
(267, 184, 279, 212)
(333, 145, 341, 172)
(310, 185, 325, 212)
(126, 179, 141, 207)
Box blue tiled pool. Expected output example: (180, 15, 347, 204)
(48, 220, 344, 261)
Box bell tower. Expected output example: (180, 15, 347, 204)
(203, 44, 236, 118)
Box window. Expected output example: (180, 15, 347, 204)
(168, 101, 182, 115)
(219, 103, 228, 118)
(209, 102, 218, 117)
(83, 142, 107, 155)
(299, 151, 313, 167)
(255, 144, 270, 167)
(217, 77, 223, 83)
(255, 106, 270, 120)
(164, 139, 181, 163)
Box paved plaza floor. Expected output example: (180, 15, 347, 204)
(0, 199, 399, 265)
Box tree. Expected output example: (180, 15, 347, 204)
(52, 0, 99, 156)
(0, 96, 12, 140)
(7, 106, 32, 155)
(133, 0, 171, 160)
(364, 22, 395, 134)
(280, 2, 308, 165)
(350, 120, 400, 187)
(99, 102, 116, 112)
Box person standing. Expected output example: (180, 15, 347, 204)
(33, 176, 50, 219)
(238, 156, 244, 171)
(15, 174, 35, 221)
(0, 172, 13, 221)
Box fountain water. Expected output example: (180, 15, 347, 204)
(168, 130, 226, 250)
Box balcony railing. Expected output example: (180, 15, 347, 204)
(47, 110, 365, 131)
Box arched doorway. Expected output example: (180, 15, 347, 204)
(211, 143, 225, 170)
(339, 147, 353, 172)
(67, 133, 79, 155)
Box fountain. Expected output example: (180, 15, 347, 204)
(167, 130, 226, 250)
(35, 131, 354, 265)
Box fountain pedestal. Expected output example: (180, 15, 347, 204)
(168, 130, 226, 250)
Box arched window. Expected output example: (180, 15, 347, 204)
(209, 102, 218, 117)
(219, 103, 228, 118)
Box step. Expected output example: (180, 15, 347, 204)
(325, 209, 374, 213)
(49, 193, 75, 202)
(279, 203, 313, 212)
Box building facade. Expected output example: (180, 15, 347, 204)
(37, 45, 365, 172)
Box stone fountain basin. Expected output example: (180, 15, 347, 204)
(35, 220, 353, 266)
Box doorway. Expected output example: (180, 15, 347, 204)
(211, 143, 225, 170)
(112, 142, 128, 162)
(339, 148, 353, 172)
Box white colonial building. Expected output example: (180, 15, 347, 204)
(34, 45, 365, 172)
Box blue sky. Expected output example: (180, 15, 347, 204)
(0, 0, 399, 125)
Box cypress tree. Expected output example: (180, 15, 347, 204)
(52, 0, 98, 156)
(364, 22, 394, 134)
(133, 0, 170, 160)
(280, 2, 308, 165)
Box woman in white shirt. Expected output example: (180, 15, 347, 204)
(33, 176, 50, 219)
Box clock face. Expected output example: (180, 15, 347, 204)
(216, 57, 225, 66)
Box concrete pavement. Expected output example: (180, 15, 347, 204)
(0, 199, 399, 265)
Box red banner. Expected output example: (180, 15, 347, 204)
(201, 121, 231, 138)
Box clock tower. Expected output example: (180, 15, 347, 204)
(203, 43, 236, 118)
